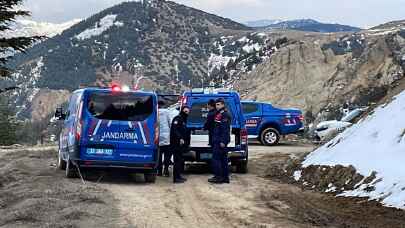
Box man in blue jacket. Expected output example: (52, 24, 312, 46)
(208, 98, 231, 184)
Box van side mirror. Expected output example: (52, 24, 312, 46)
(54, 107, 66, 120)
(176, 106, 180, 111)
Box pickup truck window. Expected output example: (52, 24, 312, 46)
(188, 99, 234, 125)
(242, 103, 259, 114)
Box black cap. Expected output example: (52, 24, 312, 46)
(208, 99, 216, 106)
(215, 98, 225, 104)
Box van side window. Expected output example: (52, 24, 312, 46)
(66, 93, 79, 118)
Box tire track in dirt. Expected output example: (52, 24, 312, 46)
(103, 176, 226, 228)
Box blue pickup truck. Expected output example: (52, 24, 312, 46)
(181, 89, 249, 173)
(241, 101, 304, 146)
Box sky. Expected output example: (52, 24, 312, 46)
(23, 0, 405, 28)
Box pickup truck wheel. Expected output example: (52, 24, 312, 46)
(260, 128, 280, 146)
(57, 150, 66, 170)
(65, 157, 78, 178)
(235, 160, 248, 174)
(144, 173, 157, 183)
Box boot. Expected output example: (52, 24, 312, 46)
(208, 176, 221, 183)
(173, 178, 185, 184)
(163, 168, 170, 177)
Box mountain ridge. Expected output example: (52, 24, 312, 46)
(265, 19, 361, 33)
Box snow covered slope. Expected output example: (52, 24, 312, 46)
(0, 19, 80, 59)
(303, 91, 405, 209)
(4, 19, 81, 38)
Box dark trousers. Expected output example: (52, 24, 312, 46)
(212, 144, 229, 180)
(164, 146, 173, 170)
(173, 146, 185, 181)
(158, 145, 172, 173)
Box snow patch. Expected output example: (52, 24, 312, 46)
(29, 57, 44, 86)
(75, 15, 123, 40)
(293, 170, 302, 181)
(303, 91, 405, 209)
(238, 37, 249, 43)
(27, 88, 40, 102)
(208, 53, 235, 72)
(242, 43, 261, 53)
(326, 184, 337, 193)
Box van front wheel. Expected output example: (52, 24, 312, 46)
(144, 173, 157, 183)
(57, 150, 66, 170)
(260, 128, 280, 146)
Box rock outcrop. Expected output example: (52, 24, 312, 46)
(237, 24, 405, 122)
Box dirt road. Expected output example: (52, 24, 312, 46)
(100, 142, 316, 228)
(2, 143, 405, 228)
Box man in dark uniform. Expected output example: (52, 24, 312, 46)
(208, 98, 231, 184)
(170, 106, 191, 183)
(203, 99, 216, 146)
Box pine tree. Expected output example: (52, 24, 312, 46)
(0, 96, 17, 145)
(0, 0, 43, 77)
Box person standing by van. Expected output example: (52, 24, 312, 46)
(170, 106, 191, 183)
(158, 103, 173, 177)
(208, 98, 231, 184)
(203, 99, 216, 146)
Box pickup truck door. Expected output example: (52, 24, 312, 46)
(242, 103, 262, 135)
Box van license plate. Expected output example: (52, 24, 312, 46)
(200, 153, 212, 159)
(86, 148, 113, 156)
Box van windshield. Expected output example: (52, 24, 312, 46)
(87, 93, 154, 121)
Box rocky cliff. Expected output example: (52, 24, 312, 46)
(237, 22, 405, 123)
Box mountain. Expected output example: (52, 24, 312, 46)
(5, 0, 250, 121)
(265, 19, 361, 33)
(244, 19, 284, 28)
(4, 19, 81, 38)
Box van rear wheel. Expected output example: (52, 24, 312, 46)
(144, 173, 157, 183)
(234, 160, 248, 174)
(260, 128, 280, 146)
(65, 158, 78, 178)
